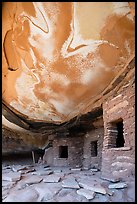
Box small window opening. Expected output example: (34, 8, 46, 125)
(116, 120, 125, 147)
(59, 146, 68, 158)
(91, 141, 98, 157)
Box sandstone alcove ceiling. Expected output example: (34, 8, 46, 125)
(2, 2, 135, 152)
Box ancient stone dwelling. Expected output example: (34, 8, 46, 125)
(43, 73, 135, 181)
(2, 1, 135, 187)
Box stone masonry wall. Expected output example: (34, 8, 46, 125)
(51, 136, 84, 167)
(83, 126, 104, 170)
(101, 82, 135, 180)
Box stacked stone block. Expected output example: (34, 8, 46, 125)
(101, 82, 135, 180)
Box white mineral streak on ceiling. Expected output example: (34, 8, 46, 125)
(2, 2, 135, 125)
(112, 2, 132, 19)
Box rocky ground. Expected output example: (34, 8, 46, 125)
(2, 159, 135, 202)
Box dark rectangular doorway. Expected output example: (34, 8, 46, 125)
(116, 120, 125, 147)
(59, 146, 68, 158)
(91, 141, 98, 157)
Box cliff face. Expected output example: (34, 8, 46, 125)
(2, 2, 135, 152)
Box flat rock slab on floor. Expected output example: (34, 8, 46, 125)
(71, 168, 82, 171)
(53, 169, 62, 173)
(17, 175, 43, 189)
(79, 179, 107, 195)
(43, 167, 52, 171)
(3, 187, 39, 202)
(62, 177, 80, 189)
(2, 180, 15, 189)
(12, 165, 28, 172)
(77, 188, 96, 200)
(90, 168, 98, 172)
(43, 174, 61, 183)
(55, 188, 88, 202)
(2, 172, 21, 182)
(32, 170, 53, 176)
(101, 176, 120, 183)
(108, 182, 128, 189)
(18, 168, 36, 174)
(34, 182, 62, 201)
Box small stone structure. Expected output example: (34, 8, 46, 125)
(43, 117, 104, 170)
(44, 136, 84, 168)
